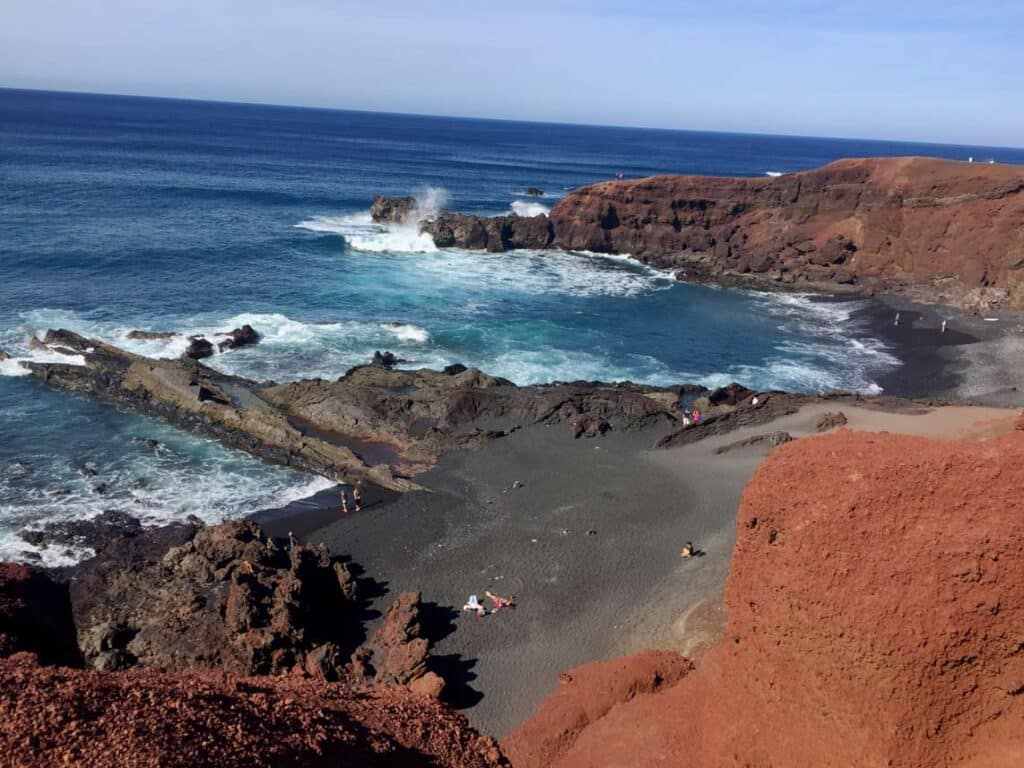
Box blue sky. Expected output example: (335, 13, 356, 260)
(1, 1, 1021, 146)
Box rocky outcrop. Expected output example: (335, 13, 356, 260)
(371, 194, 417, 224)
(549, 157, 1024, 309)
(261, 365, 683, 474)
(184, 336, 214, 359)
(67, 519, 369, 675)
(525, 187, 544, 197)
(0, 653, 506, 768)
(507, 427, 1024, 767)
(420, 213, 554, 251)
(217, 324, 260, 352)
(22, 330, 416, 491)
(410, 158, 1024, 310)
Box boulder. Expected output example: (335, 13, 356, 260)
(372, 350, 406, 369)
(525, 187, 544, 197)
(183, 337, 214, 360)
(370, 194, 417, 224)
(217, 324, 259, 352)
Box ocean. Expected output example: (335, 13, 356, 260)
(3, 87, 1022, 564)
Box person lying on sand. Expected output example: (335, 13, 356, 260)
(485, 591, 516, 612)
(680, 541, 696, 558)
(463, 594, 486, 617)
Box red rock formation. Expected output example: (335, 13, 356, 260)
(0, 653, 505, 768)
(506, 427, 1024, 767)
(502, 651, 692, 768)
(549, 157, 1024, 308)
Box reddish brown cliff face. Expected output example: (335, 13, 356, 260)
(550, 157, 1024, 308)
(505, 426, 1024, 767)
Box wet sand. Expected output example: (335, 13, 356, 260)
(861, 294, 1024, 406)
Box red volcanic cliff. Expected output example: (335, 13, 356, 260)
(548, 157, 1024, 309)
(505, 426, 1024, 767)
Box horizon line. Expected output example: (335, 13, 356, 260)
(2, 85, 1022, 153)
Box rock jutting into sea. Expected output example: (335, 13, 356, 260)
(379, 157, 1024, 312)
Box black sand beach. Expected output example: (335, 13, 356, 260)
(245, 291, 1024, 737)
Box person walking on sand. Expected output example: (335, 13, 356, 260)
(680, 541, 696, 558)
(941, 319, 948, 333)
(894, 311, 901, 327)
(353, 485, 363, 513)
(340, 488, 349, 515)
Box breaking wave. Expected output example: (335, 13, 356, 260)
(510, 200, 551, 217)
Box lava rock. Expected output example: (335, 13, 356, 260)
(217, 324, 259, 353)
(370, 195, 417, 224)
(183, 337, 214, 360)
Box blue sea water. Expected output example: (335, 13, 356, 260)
(3, 88, 1023, 564)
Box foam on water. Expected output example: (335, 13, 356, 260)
(296, 212, 439, 253)
(510, 200, 551, 217)
(0, 406, 334, 565)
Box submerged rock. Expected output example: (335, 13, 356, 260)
(525, 187, 544, 197)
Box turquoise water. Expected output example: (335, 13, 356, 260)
(3, 88, 1023, 563)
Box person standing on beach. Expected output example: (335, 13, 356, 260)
(340, 488, 349, 515)
(353, 485, 363, 513)
(894, 312, 901, 326)
(941, 319, 948, 333)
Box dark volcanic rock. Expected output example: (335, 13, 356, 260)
(69, 519, 365, 675)
(126, 330, 178, 341)
(420, 213, 553, 252)
(25, 330, 416, 491)
(371, 194, 417, 224)
(0, 564, 82, 666)
(372, 350, 406, 369)
(707, 382, 756, 407)
(217, 324, 260, 352)
(525, 187, 544, 197)
(184, 336, 214, 360)
(20, 510, 143, 553)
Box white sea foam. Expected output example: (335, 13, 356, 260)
(0, 429, 335, 566)
(296, 186, 449, 254)
(0, 337, 88, 378)
(765, 171, 784, 177)
(381, 322, 430, 343)
(510, 200, 551, 217)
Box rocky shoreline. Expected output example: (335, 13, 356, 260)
(378, 156, 1024, 314)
